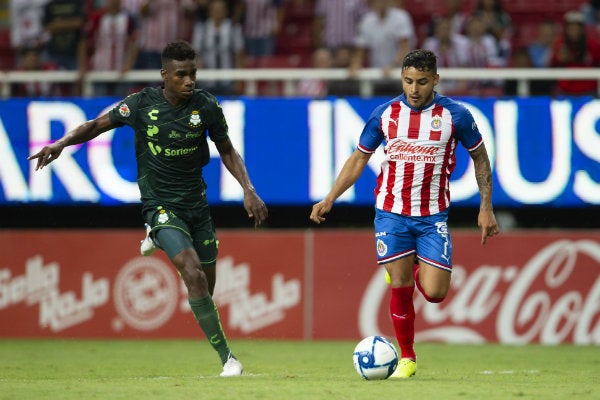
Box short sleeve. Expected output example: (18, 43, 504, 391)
(452, 104, 483, 151)
(108, 92, 141, 128)
(205, 95, 229, 143)
(358, 116, 384, 153)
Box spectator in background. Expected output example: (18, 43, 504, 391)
(241, 0, 284, 58)
(297, 47, 333, 98)
(528, 20, 558, 68)
(350, 0, 416, 96)
(581, 0, 600, 28)
(463, 14, 505, 94)
(471, 0, 512, 65)
(9, 0, 50, 64)
(81, 0, 139, 97)
(12, 46, 61, 97)
(327, 44, 360, 97)
(550, 10, 600, 96)
(503, 47, 536, 96)
(523, 20, 559, 96)
(422, 16, 470, 95)
(192, 0, 243, 26)
(42, 0, 85, 72)
(192, 0, 244, 95)
(134, 0, 195, 70)
(445, 0, 469, 35)
(313, 0, 368, 52)
(119, 0, 143, 21)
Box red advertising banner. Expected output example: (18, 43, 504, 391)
(1, 229, 599, 344)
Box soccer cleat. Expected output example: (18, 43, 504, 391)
(220, 353, 243, 377)
(140, 223, 156, 256)
(390, 358, 416, 379)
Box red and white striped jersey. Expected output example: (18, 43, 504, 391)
(358, 93, 483, 217)
(86, 9, 137, 71)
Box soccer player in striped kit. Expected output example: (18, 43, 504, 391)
(310, 49, 500, 378)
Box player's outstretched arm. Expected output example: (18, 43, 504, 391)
(310, 149, 371, 224)
(215, 138, 268, 227)
(28, 113, 116, 170)
(469, 144, 500, 244)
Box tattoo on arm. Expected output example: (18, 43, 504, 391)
(471, 145, 494, 211)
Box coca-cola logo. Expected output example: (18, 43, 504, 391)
(358, 239, 600, 344)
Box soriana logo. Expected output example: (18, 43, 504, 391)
(359, 239, 600, 344)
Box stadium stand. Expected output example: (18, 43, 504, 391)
(0, 0, 597, 97)
(0, 27, 13, 71)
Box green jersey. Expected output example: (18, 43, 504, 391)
(108, 87, 229, 211)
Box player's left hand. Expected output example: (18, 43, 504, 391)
(244, 191, 268, 227)
(478, 209, 500, 245)
(309, 200, 333, 224)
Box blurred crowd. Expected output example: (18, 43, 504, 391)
(4, 0, 600, 98)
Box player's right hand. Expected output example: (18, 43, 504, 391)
(27, 143, 64, 170)
(309, 200, 332, 224)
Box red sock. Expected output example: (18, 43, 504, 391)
(390, 286, 416, 360)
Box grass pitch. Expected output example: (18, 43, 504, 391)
(0, 339, 597, 400)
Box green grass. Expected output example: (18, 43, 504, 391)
(0, 339, 597, 400)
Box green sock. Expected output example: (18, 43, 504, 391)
(188, 295, 231, 365)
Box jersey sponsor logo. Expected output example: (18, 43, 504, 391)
(147, 125, 159, 137)
(148, 142, 162, 155)
(387, 139, 438, 156)
(387, 139, 438, 162)
(118, 103, 130, 117)
(376, 239, 388, 256)
(146, 142, 198, 157)
(148, 109, 159, 121)
(164, 146, 199, 157)
(188, 110, 201, 128)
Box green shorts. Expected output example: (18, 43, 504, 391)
(143, 204, 218, 266)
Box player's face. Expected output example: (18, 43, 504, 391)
(401, 67, 439, 109)
(161, 59, 197, 104)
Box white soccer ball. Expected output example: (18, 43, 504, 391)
(352, 335, 398, 380)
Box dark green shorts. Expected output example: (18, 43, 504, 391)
(143, 204, 218, 266)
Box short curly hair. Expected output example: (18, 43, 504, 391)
(402, 49, 438, 74)
(161, 41, 196, 67)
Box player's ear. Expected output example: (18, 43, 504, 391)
(433, 74, 440, 86)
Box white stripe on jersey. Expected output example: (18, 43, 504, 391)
(374, 101, 457, 217)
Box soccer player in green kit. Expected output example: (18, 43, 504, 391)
(28, 41, 268, 377)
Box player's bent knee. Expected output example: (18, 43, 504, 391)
(422, 292, 446, 303)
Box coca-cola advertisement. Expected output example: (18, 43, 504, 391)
(1, 229, 598, 344)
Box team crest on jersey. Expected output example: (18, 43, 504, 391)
(118, 103, 131, 117)
(376, 239, 388, 256)
(431, 115, 442, 130)
(188, 110, 201, 127)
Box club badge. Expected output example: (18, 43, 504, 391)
(431, 115, 442, 130)
(188, 110, 201, 127)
